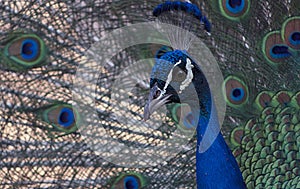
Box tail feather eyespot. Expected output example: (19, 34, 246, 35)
(0, 32, 48, 71)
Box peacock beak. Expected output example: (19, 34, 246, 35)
(143, 83, 171, 121)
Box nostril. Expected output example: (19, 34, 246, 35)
(154, 90, 161, 99)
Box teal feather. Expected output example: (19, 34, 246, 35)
(0, 0, 299, 188)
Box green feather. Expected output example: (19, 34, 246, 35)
(229, 90, 300, 188)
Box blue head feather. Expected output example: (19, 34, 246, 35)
(153, 1, 211, 33)
(149, 47, 246, 189)
(151, 50, 210, 109)
(149, 48, 246, 188)
(148, 2, 246, 188)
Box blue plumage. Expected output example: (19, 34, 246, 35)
(0, 0, 299, 188)
(145, 1, 247, 188)
(145, 48, 246, 188)
(196, 133, 246, 189)
(153, 1, 211, 32)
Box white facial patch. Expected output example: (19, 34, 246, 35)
(179, 58, 194, 93)
(158, 58, 194, 98)
(159, 59, 182, 98)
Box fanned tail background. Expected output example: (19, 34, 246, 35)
(0, 0, 299, 188)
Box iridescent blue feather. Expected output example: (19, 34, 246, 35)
(153, 1, 211, 32)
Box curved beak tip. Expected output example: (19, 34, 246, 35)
(143, 85, 171, 121)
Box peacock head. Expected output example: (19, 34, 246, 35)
(144, 49, 211, 121)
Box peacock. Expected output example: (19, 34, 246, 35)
(0, 0, 299, 189)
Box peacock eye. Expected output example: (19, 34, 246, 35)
(36, 103, 81, 138)
(224, 76, 248, 107)
(0, 32, 48, 71)
(172, 66, 186, 82)
(109, 172, 148, 189)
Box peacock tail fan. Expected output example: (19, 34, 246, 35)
(187, 0, 300, 137)
(151, 0, 299, 188)
(0, 0, 299, 188)
(230, 90, 300, 188)
(0, 0, 199, 188)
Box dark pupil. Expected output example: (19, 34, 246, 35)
(292, 32, 300, 41)
(174, 68, 186, 81)
(272, 46, 289, 54)
(22, 42, 33, 55)
(125, 180, 135, 189)
(60, 111, 69, 123)
(178, 71, 184, 78)
(229, 0, 242, 8)
(233, 88, 241, 98)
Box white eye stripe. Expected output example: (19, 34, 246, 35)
(159, 58, 194, 97)
(179, 58, 194, 93)
(160, 59, 182, 98)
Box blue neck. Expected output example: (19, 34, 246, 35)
(194, 103, 246, 189)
